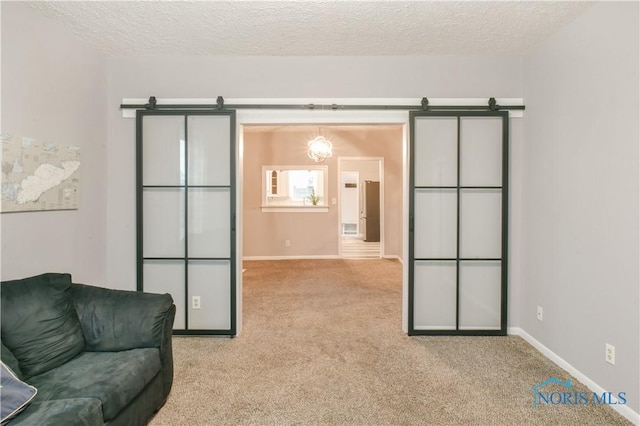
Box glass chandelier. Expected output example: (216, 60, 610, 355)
(307, 135, 333, 162)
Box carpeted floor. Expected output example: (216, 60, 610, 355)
(149, 259, 631, 425)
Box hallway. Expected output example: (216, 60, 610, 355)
(340, 237, 381, 259)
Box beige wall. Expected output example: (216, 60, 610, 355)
(242, 125, 403, 259)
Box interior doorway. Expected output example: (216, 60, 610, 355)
(236, 109, 411, 335)
(338, 157, 384, 259)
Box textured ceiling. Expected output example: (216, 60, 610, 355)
(28, 1, 593, 57)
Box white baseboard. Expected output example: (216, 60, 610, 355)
(383, 255, 403, 264)
(243, 255, 340, 261)
(243, 255, 404, 262)
(509, 327, 639, 425)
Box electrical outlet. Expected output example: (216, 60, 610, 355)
(537, 305, 543, 321)
(285, 240, 291, 247)
(606, 344, 615, 365)
(192, 296, 201, 310)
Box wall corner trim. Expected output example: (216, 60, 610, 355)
(508, 327, 640, 425)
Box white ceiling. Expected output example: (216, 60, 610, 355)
(27, 1, 593, 57)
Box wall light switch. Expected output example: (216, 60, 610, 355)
(332, 198, 337, 205)
(536, 306, 543, 321)
(192, 296, 201, 310)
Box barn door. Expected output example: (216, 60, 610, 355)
(409, 111, 508, 335)
(137, 110, 236, 335)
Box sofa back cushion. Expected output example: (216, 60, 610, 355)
(1, 340, 23, 379)
(1, 273, 85, 379)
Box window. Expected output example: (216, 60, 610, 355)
(262, 166, 328, 212)
(270, 171, 278, 196)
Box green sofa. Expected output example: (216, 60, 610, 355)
(1, 273, 176, 425)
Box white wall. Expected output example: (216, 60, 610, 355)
(0, 3, 108, 285)
(522, 1, 639, 415)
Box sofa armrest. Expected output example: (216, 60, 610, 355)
(70, 283, 175, 352)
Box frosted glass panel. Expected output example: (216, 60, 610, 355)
(143, 188, 185, 257)
(188, 260, 231, 330)
(460, 189, 502, 258)
(414, 261, 456, 330)
(188, 115, 231, 186)
(460, 117, 502, 186)
(414, 117, 458, 186)
(188, 188, 230, 258)
(142, 116, 185, 186)
(414, 189, 457, 258)
(459, 261, 501, 330)
(143, 260, 185, 330)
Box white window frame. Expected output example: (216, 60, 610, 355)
(261, 165, 329, 213)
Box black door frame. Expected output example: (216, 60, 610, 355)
(408, 110, 509, 336)
(136, 109, 237, 335)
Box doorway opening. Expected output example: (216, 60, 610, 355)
(236, 110, 410, 335)
(338, 157, 384, 259)
(239, 121, 406, 333)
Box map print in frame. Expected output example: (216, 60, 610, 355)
(2, 134, 80, 213)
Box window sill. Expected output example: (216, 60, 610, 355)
(261, 205, 329, 213)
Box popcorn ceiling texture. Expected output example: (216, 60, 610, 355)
(28, 1, 592, 57)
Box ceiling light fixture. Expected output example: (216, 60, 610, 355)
(307, 135, 333, 163)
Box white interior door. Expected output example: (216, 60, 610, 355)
(340, 171, 359, 236)
(137, 110, 236, 335)
(409, 111, 508, 335)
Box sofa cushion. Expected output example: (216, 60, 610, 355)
(71, 283, 175, 352)
(29, 349, 161, 422)
(1, 273, 85, 379)
(1, 340, 23, 379)
(0, 360, 38, 423)
(8, 398, 103, 426)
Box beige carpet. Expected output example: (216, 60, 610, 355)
(149, 259, 631, 425)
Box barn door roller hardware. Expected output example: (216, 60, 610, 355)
(418, 97, 513, 112)
(121, 96, 524, 112)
